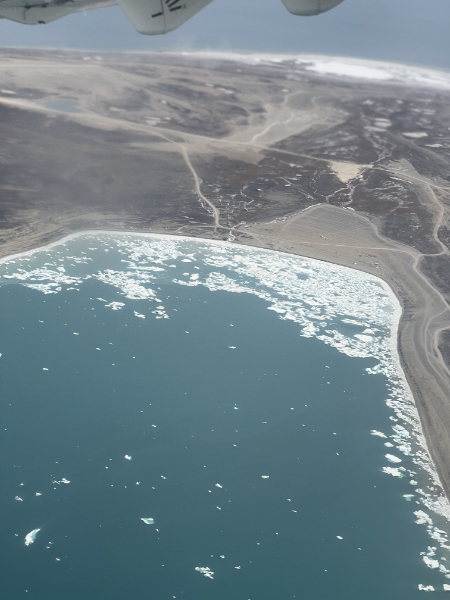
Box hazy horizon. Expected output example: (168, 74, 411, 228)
(1, 0, 450, 71)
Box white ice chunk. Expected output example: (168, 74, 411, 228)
(371, 430, 387, 438)
(261, 475, 269, 479)
(124, 455, 132, 460)
(415, 511, 433, 525)
(105, 302, 125, 310)
(354, 334, 374, 342)
(382, 467, 402, 477)
(141, 518, 154, 525)
(385, 454, 402, 463)
(423, 556, 440, 569)
(195, 566, 214, 579)
(25, 528, 41, 546)
(215, 484, 223, 489)
(418, 584, 435, 591)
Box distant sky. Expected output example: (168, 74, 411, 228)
(1, 0, 450, 71)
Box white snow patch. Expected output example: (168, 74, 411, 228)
(304, 61, 392, 81)
(403, 132, 428, 139)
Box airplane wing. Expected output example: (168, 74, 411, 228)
(0, 0, 84, 25)
(117, 0, 213, 35)
(0, 0, 344, 31)
(280, 0, 345, 16)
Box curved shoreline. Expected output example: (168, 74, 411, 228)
(1, 223, 450, 521)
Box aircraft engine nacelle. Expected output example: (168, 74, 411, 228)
(0, 0, 79, 25)
(116, 0, 213, 35)
(280, 0, 345, 16)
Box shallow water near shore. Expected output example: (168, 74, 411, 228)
(1, 232, 450, 599)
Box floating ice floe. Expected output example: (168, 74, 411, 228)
(354, 334, 374, 342)
(444, 583, 450, 591)
(336, 536, 343, 540)
(415, 511, 433, 526)
(423, 556, 440, 569)
(52, 478, 70, 485)
(25, 528, 41, 546)
(261, 476, 269, 479)
(370, 430, 387, 438)
(124, 455, 132, 460)
(418, 584, 435, 591)
(215, 484, 223, 489)
(141, 518, 154, 525)
(382, 467, 403, 477)
(195, 566, 214, 579)
(385, 454, 402, 463)
(105, 302, 125, 310)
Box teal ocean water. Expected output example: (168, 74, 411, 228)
(1, 233, 450, 599)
